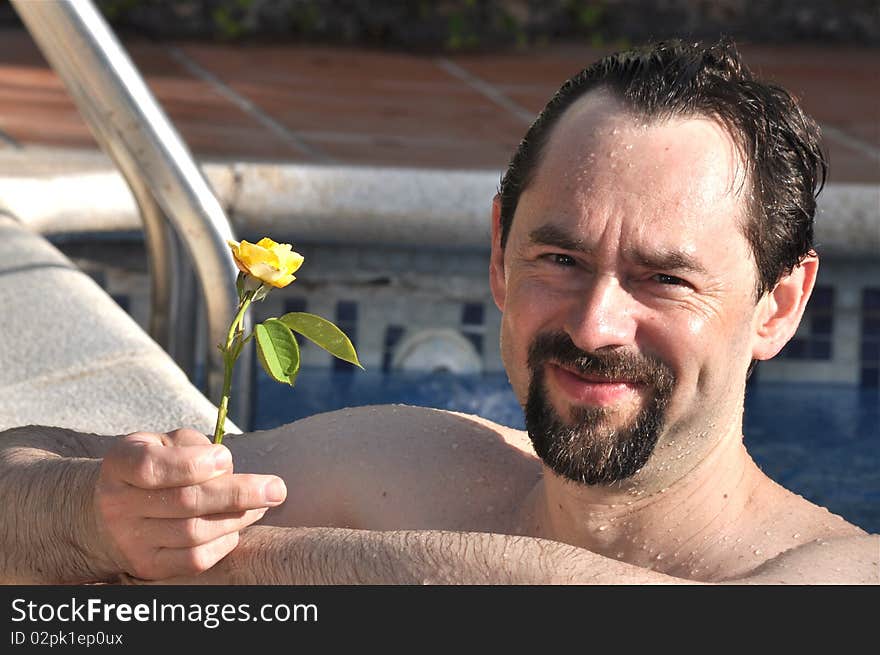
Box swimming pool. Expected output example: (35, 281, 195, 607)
(253, 369, 879, 534)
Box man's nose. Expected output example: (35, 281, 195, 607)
(564, 274, 637, 352)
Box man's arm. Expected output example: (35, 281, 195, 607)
(0, 425, 286, 584)
(143, 526, 880, 585)
(136, 525, 687, 585)
(0, 426, 111, 583)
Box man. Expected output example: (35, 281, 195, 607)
(1, 39, 877, 585)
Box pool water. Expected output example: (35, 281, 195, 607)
(253, 368, 879, 534)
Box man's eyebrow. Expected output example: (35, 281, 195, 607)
(528, 224, 591, 253)
(529, 223, 709, 275)
(629, 249, 709, 275)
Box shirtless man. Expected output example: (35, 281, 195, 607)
(1, 39, 877, 585)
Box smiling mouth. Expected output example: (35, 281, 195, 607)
(547, 363, 646, 406)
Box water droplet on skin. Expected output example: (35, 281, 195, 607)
(656, 553, 664, 560)
(598, 525, 608, 531)
(754, 549, 763, 556)
(625, 143, 634, 150)
(793, 533, 801, 539)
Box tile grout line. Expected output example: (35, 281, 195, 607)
(434, 57, 535, 126)
(167, 45, 335, 163)
(821, 124, 880, 163)
(0, 126, 21, 149)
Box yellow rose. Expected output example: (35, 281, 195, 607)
(227, 237, 304, 289)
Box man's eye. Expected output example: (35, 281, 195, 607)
(546, 254, 576, 267)
(652, 273, 688, 286)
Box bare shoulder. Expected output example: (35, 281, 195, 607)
(759, 473, 869, 542)
(231, 404, 537, 468)
(720, 473, 877, 583)
(229, 405, 541, 531)
(442, 408, 538, 459)
(737, 534, 879, 584)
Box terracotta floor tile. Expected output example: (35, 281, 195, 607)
(0, 28, 875, 180)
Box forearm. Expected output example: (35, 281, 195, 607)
(182, 526, 692, 585)
(203, 527, 879, 586)
(0, 426, 117, 584)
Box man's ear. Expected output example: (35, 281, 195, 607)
(752, 254, 819, 361)
(489, 194, 507, 312)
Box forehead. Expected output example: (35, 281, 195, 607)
(522, 90, 751, 245)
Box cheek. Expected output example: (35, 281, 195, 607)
(498, 277, 563, 398)
(498, 312, 529, 406)
(649, 304, 754, 396)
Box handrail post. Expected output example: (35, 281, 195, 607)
(12, 0, 251, 429)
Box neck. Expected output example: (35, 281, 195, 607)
(517, 422, 764, 574)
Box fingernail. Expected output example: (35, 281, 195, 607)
(213, 447, 232, 469)
(264, 478, 287, 504)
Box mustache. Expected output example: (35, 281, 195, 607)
(527, 331, 675, 389)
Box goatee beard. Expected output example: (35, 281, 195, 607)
(524, 331, 675, 485)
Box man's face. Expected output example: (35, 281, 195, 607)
(490, 92, 764, 486)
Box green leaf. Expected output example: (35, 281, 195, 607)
(255, 318, 301, 386)
(279, 312, 363, 369)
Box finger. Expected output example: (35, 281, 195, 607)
(134, 473, 287, 518)
(146, 507, 268, 548)
(105, 439, 233, 489)
(147, 532, 240, 580)
(163, 428, 213, 448)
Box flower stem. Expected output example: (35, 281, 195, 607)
(212, 288, 258, 444)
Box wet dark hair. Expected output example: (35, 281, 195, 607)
(498, 38, 827, 297)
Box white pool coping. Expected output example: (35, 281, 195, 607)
(1, 147, 876, 257)
(0, 211, 240, 436)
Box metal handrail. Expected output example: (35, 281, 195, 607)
(12, 0, 250, 428)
